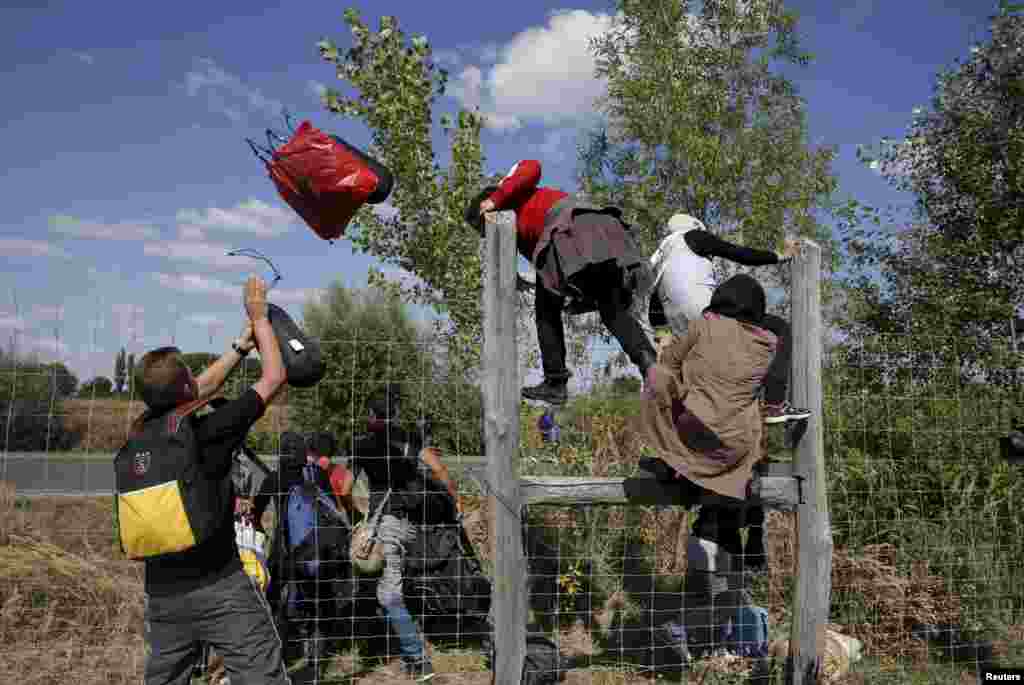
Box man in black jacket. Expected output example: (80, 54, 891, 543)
(134, 275, 290, 685)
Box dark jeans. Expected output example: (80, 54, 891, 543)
(760, 313, 791, 406)
(144, 569, 291, 685)
(535, 261, 657, 383)
(692, 504, 765, 557)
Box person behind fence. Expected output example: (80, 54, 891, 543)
(637, 273, 780, 566)
(116, 275, 291, 685)
(308, 431, 352, 509)
(465, 159, 658, 405)
(636, 213, 811, 425)
(252, 431, 345, 666)
(339, 387, 464, 681)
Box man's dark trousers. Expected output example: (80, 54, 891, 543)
(144, 569, 291, 684)
(535, 260, 657, 383)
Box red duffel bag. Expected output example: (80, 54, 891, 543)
(249, 120, 393, 242)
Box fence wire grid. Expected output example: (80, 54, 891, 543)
(1, 286, 1023, 685)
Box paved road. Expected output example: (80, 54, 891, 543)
(1, 451, 487, 497)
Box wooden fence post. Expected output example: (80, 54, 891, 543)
(483, 213, 527, 683)
(787, 239, 834, 685)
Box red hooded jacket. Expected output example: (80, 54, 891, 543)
(486, 160, 568, 261)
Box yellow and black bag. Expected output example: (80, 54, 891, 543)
(113, 398, 230, 560)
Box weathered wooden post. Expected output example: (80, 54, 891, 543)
(482, 212, 527, 683)
(787, 239, 834, 684)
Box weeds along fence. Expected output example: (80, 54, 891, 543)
(0, 218, 1022, 684)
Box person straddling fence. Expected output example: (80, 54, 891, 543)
(637, 273, 780, 567)
(635, 213, 811, 425)
(115, 275, 291, 685)
(465, 159, 658, 405)
(339, 386, 463, 681)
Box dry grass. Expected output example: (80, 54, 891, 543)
(0, 481, 144, 684)
(57, 397, 290, 451)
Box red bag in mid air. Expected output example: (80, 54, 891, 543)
(250, 120, 394, 242)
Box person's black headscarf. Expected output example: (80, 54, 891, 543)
(703, 273, 767, 328)
(464, 186, 500, 237)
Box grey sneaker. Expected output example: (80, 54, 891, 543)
(762, 401, 811, 424)
(401, 656, 435, 681)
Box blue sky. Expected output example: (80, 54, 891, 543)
(0, 0, 1000, 386)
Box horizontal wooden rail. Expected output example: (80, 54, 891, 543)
(463, 463, 800, 511)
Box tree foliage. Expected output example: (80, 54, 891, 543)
(581, 0, 843, 266)
(843, 8, 1024, 380)
(79, 376, 114, 398)
(315, 11, 491, 371)
(114, 348, 126, 394)
(289, 282, 482, 456)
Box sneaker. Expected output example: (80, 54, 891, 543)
(522, 381, 568, 405)
(762, 401, 811, 424)
(401, 656, 435, 681)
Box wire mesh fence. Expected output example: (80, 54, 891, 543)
(1, 279, 1023, 684)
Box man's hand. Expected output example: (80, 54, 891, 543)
(479, 198, 496, 215)
(244, 276, 268, 322)
(643, 364, 675, 407)
(235, 322, 256, 353)
(778, 238, 801, 262)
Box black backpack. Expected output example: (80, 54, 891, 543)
(113, 398, 231, 560)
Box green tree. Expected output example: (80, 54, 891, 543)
(44, 362, 77, 398)
(315, 11, 491, 372)
(0, 348, 81, 451)
(79, 376, 114, 398)
(844, 7, 1024, 383)
(580, 0, 845, 274)
(126, 353, 135, 396)
(114, 347, 126, 394)
(289, 282, 482, 456)
(179, 352, 219, 378)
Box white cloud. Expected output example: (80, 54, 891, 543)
(0, 239, 70, 259)
(175, 199, 296, 237)
(153, 272, 323, 307)
(0, 315, 26, 331)
(154, 272, 236, 298)
(143, 240, 257, 269)
(111, 303, 145, 342)
(31, 305, 65, 322)
(49, 214, 160, 241)
(184, 313, 224, 327)
(183, 57, 285, 125)
(372, 202, 399, 221)
(448, 10, 615, 132)
(17, 335, 70, 359)
(178, 224, 206, 241)
(71, 51, 95, 65)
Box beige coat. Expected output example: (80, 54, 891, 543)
(635, 312, 778, 500)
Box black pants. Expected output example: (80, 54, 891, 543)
(535, 261, 657, 383)
(692, 504, 765, 557)
(760, 313, 791, 406)
(144, 570, 291, 685)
